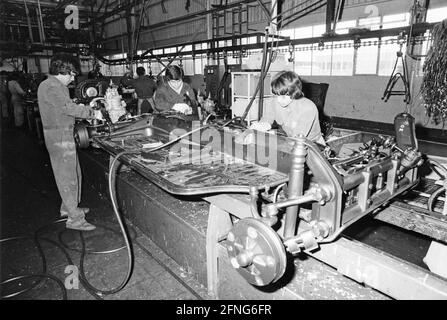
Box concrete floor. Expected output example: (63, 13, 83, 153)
(0, 119, 211, 300)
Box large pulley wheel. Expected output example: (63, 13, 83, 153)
(74, 123, 90, 149)
(226, 218, 287, 286)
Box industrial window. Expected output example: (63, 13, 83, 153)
(382, 13, 410, 29)
(293, 45, 312, 76)
(354, 38, 379, 75)
(248, 36, 257, 44)
(334, 20, 356, 34)
(331, 40, 354, 75)
(426, 6, 447, 23)
(311, 44, 332, 76)
(227, 53, 239, 65)
(294, 26, 312, 39)
(312, 24, 325, 38)
(142, 61, 151, 75)
(181, 45, 192, 52)
(164, 47, 176, 54)
(378, 37, 406, 76)
(151, 62, 163, 75)
(183, 57, 194, 76)
(194, 56, 204, 75)
(279, 28, 295, 40)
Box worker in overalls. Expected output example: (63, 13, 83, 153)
(121, 66, 157, 115)
(38, 54, 103, 231)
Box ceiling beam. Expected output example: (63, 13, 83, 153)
(100, 0, 260, 43)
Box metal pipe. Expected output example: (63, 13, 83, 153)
(284, 137, 307, 238)
(264, 193, 317, 217)
(249, 186, 261, 219)
(258, 27, 270, 118)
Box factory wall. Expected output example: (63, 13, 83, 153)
(304, 75, 442, 131)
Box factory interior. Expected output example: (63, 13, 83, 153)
(1, 0, 447, 303)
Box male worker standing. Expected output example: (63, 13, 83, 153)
(38, 54, 103, 231)
(121, 66, 157, 115)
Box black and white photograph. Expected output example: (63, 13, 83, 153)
(1, 0, 447, 305)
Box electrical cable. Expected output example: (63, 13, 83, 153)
(80, 123, 212, 296)
(58, 224, 138, 254)
(1, 236, 48, 298)
(3, 93, 233, 301)
(1, 219, 137, 300)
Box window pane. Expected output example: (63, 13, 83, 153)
(249, 36, 257, 44)
(183, 58, 194, 76)
(280, 28, 294, 40)
(294, 26, 313, 39)
(426, 6, 447, 23)
(194, 57, 203, 74)
(382, 13, 409, 29)
(152, 62, 163, 75)
(331, 41, 354, 75)
(294, 45, 311, 76)
(378, 37, 406, 76)
(355, 38, 378, 74)
(335, 20, 356, 34)
(227, 53, 238, 65)
(312, 24, 325, 37)
(312, 44, 332, 76)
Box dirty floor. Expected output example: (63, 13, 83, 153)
(1, 119, 211, 300)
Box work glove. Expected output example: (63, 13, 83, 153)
(249, 121, 271, 132)
(172, 103, 192, 115)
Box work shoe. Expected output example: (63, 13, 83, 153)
(66, 217, 96, 231)
(60, 207, 90, 218)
